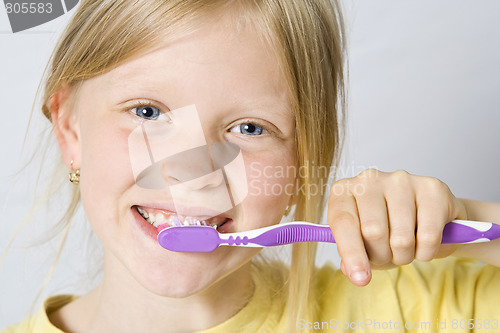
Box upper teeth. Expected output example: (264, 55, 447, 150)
(137, 207, 217, 229)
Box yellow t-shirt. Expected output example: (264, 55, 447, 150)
(3, 258, 500, 332)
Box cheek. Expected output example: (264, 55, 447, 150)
(78, 120, 136, 223)
(82, 131, 134, 185)
(244, 157, 295, 218)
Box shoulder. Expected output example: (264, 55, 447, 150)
(1, 295, 76, 333)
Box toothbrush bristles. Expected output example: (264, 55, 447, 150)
(163, 215, 216, 229)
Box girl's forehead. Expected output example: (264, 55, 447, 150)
(121, 4, 269, 69)
(119, 16, 273, 74)
(81, 18, 289, 111)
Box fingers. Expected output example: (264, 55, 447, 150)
(328, 169, 458, 286)
(340, 173, 417, 270)
(384, 174, 417, 265)
(414, 177, 451, 261)
(356, 189, 391, 266)
(328, 183, 371, 286)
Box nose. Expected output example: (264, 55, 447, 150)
(161, 150, 225, 190)
(134, 144, 213, 190)
(136, 142, 242, 191)
(160, 144, 223, 189)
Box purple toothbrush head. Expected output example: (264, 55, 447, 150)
(158, 226, 220, 252)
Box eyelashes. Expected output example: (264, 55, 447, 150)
(130, 103, 172, 122)
(229, 122, 266, 136)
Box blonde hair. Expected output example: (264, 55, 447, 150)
(40, 0, 346, 331)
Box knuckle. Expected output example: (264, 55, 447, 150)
(390, 235, 415, 250)
(361, 222, 386, 241)
(358, 168, 381, 180)
(423, 176, 449, 193)
(334, 211, 355, 223)
(394, 169, 410, 177)
(332, 211, 357, 226)
(332, 177, 349, 186)
(416, 232, 441, 248)
(330, 177, 369, 197)
(391, 169, 411, 184)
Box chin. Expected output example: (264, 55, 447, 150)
(132, 255, 220, 297)
(123, 244, 257, 298)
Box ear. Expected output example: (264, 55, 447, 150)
(49, 85, 81, 169)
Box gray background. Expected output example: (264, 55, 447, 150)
(6, 0, 65, 33)
(1, 0, 500, 328)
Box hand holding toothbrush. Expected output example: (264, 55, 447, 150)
(327, 169, 500, 287)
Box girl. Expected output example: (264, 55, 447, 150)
(3, 0, 500, 332)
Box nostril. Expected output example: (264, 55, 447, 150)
(161, 161, 181, 186)
(176, 169, 225, 190)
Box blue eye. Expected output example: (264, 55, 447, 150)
(230, 122, 265, 136)
(131, 105, 170, 121)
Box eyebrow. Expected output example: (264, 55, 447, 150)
(105, 74, 170, 107)
(237, 98, 292, 118)
(104, 65, 293, 119)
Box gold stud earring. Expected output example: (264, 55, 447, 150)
(284, 192, 295, 216)
(68, 160, 80, 185)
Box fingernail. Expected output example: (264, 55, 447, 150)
(350, 270, 369, 282)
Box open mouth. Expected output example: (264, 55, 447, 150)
(135, 205, 232, 232)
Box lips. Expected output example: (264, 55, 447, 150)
(134, 205, 233, 233)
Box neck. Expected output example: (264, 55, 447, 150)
(54, 251, 255, 333)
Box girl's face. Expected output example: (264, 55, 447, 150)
(62, 15, 296, 297)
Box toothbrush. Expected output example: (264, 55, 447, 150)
(157, 220, 500, 253)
